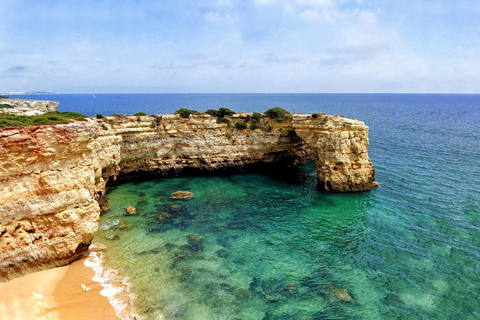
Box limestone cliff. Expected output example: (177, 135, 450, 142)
(0, 112, 376, 281)
(0, 98, 59, 116)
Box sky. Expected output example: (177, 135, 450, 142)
(1, 0, 480, 93)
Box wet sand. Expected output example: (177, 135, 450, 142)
(0, 257, 122, 320)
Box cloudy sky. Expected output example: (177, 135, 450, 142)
(1, 0, 480, 93)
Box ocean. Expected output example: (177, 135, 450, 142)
(14, 93, 480, 319)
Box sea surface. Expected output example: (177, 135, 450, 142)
(16, 94, 480, 319)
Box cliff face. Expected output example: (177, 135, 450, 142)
(0, 98, 59, 116)
(293, 114, 377, 192)
(0, 113, 376, 281)
(0, 123, 101, 281)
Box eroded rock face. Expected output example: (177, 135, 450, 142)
(0, 122, 102, 281)
(0, 112, 376, 281)
(293, 114, 377, 192)
(0, 98, 59, 116)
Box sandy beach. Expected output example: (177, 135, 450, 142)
(0, 255, 131, 320)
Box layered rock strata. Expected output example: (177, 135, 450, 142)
(0, 112, 376, 281)
(0, 98, 59, 116)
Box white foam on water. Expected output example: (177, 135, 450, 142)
(84, 249, 142, 320)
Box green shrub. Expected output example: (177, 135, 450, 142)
(0, 111, 87, 128)
(234, 120, 247, 130)
(264, 107, 291, 123)
(312, 113, 319, 119)
(175, 108, 198, 118)
(205, 109, 219, 117)
(252, 112, 262, 122)
(0, 95, 10, 99)
(112, 113, 127, 119)
(206, 108, 235, 118)
(264, 124, 273, 133)
(0, 104, 14, 109)
(216, 117, 231, 126)
(150, 121, 156, 128)
(249, 122, 259, 130)
(101, 124, 109, 130)
(218, 107, 235, 117)
(225, 130, 233, 140)
(96, 113, 105, 119)
(134, 112, 147, 116)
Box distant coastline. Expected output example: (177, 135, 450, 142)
(0, 91, 56, 95)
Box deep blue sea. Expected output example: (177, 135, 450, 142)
(15, 94, 480, 319)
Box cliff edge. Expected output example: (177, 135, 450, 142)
(0, 112, 376, 281)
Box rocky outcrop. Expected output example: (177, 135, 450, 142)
(293, 114, 377, 192)
(0, 123, 101, 281)
(0, 98, 59, 116)
(0, 112, 376, 281)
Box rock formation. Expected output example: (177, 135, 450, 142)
(0, 112, 376, 281)
(0, 98, 59, 116)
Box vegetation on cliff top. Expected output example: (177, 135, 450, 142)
(0, 104, 14, 109)
(175, 108, 199, 118)
(0, 111, 88, 128)
(264, 107, 292, 123)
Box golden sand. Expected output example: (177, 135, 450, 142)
(0, 256, 127, 320)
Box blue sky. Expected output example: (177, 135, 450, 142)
(1, 0, 480, 93)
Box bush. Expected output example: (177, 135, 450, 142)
(206, 108, 235, 118)
(96, 114, 105, 119)
(0, 104, 13, 109)
(252, 112, 262, 122)
(218, 107, 235, 117)
(225, 130, 233, 140)
(175, 108, 198, 119)
(205, 109, 219, 117)
(0, 111, 87, 128)
(264, 124, 273, 132)
(249, 122, 259, 130)
(312, 113, 319, 119)
(134, 112, 147, 116)
(234, 120, 247, 130)
(216, 117, 231, 126)
(264, 107, 291, 123)
(0, 96, 10, 99)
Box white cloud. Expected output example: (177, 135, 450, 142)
(72, 41, 101, 53)
(299, 8, 334, 22)
(296, 0, 333, 8)
(203, 11, 236, 24)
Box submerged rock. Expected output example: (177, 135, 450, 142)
(137, 200, 149, 206)
(113, 220, 127, 229)
(325, 285, 354, 303)
(187, 234, 203, 252)
(156, 212, 172, 221)
(170, 191, 194, 200)
(216, 249, 229, 258)
(105, 233, 119, 241)
(125, 205, 137, 215)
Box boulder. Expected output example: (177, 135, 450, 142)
(125, 205, 136, 215)
(187, 234, 203, 252)
(170, 191, 194, 200)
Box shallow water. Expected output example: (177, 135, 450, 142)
(91, 94, 480, 319)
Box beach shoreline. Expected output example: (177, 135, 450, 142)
(0, 246, 138, 320)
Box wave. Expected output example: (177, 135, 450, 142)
(83, 243, 145, 320)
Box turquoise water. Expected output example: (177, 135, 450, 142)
(90, 94, 480, 319)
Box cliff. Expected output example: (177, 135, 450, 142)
(0, 98, 59, 116)
(0, 113, 376, 281)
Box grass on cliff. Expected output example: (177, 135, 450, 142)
(0, 111, 88, 128)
